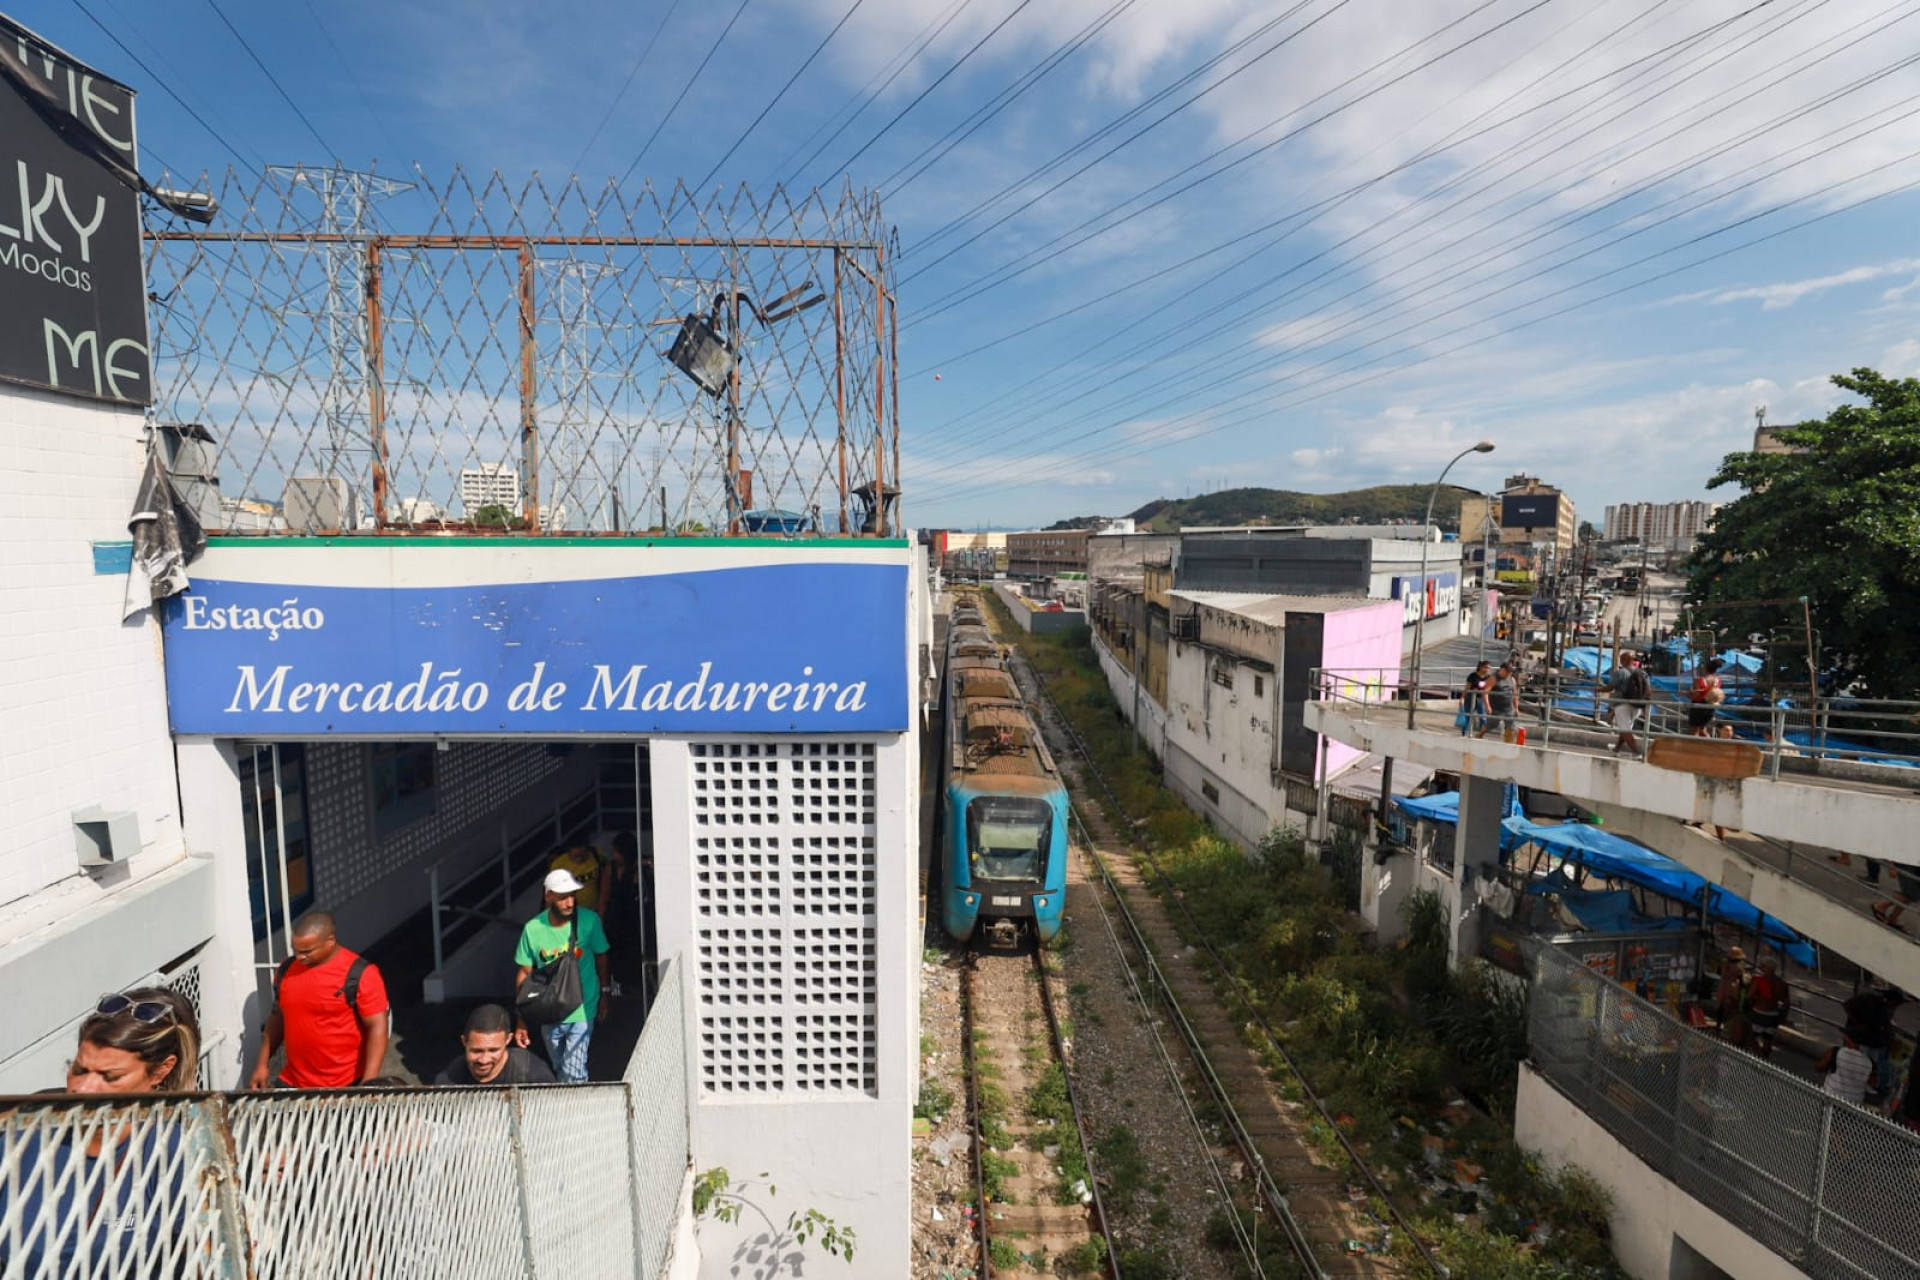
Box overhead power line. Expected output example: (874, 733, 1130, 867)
(203, 0, 340, 159)
(617, 0, 756, 189)
(825, 0, 1040, 177)
(909, 0, 1825, 465)
(690, 0, 871, 196)
(911, 0, 1887, 476)
(574, 0, 688, 174)
(70, 0, 261, 173)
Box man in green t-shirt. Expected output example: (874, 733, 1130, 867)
(512, 869, 611, 1083)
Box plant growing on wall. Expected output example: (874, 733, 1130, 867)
(692, 1167, 857, 1274)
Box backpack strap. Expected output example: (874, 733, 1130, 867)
(273, 956, 295, 1004)
(340, 955, 371, 1014)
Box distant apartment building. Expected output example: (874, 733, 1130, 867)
(1603, 500, 1716, 552)
(459, 462, 521, 514)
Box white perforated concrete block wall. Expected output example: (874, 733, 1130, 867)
(653, 731, 916, 1279)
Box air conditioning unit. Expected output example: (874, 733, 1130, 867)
(284, 477, 358, 533)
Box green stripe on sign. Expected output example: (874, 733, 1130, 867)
(92, 541, 134, 574)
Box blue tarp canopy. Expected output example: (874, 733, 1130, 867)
(1391, 794, 1817, 965)
(1562, 645, 1762, 677)
(1528, 867, 1689, 934)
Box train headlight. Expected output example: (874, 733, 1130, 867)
(964, 894, 977, 905)
(1035, 897, 1048, 909)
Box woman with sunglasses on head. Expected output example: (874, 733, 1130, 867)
(1, 989, 201, 1273)
(66, 987, 200, 1095)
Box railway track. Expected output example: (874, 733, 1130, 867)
(961, 944, 1121, 1279)
(1009, 647, 1443, 1279)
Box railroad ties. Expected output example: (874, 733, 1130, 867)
(1012, 654, 1432, 1279)
(962, 947, 1119, 1278)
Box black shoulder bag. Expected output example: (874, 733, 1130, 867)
(515, 915, 582, 1025)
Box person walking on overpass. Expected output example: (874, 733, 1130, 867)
(513, 869, 611, 1083)
(249, 910, 390, 1089)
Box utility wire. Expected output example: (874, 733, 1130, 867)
(902, 0, 1562, 297)
(616, 0, 755, 189)
(826, 0, 1039, 176)
(914, 151, 1920, 506)
(204, 0, 340, 160)
(906, 0, 1330, 258)
(911, 0, 1825, 465)
(906, 15, 1910, 495)
(690, 0, 870, 196)
(908, 0, 1823, 461)
(878, 0, 1145, 198)
(574, 0, 687, 174)
(295, 0, 405, 161)
(922, 0, 1887, 472)
(70, 0, 261, 173)
(780, 0, 981, 187)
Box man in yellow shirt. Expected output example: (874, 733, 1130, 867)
(548, 845, 606, 914)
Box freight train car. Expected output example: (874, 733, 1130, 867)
(939, 599, 1068, 946)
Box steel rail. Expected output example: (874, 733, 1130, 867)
(1068, 804, 1321, 1279)
(1017, 651, 1447, 1278)
(958, 955, 992, 1279)
(1028, 945, 1125, 1280)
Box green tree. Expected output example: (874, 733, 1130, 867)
(471, 503, 522, 530)
(1686, 368, 1920, 698)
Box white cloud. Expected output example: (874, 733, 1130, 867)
(1062, 467, 1118, 486)
(1711, 259, 1920, 310)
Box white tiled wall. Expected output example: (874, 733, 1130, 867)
(0, 384, 183, 919)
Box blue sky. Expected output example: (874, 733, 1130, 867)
(20, 0, 1920, 530)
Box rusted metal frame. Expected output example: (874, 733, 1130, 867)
(365, 241, 389, 528)
(872, 242, 887, 537)
(518, 243, 540, 533)
(1030, 944, 1125, 1280)
(838, 252, 884, 289)
(726, 256, 743, 535)
(888, 272, 900, 536)
(833, 249, 849, 537)
(144, 231, 885, 250)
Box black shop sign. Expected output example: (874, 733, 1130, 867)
(0, 15, 150, 405)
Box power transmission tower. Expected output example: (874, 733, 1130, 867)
(268, 165, 414, 522)
(537, 259, 629, 531)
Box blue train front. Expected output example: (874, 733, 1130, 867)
(939, 607, 1069, 946)
(942, 773, 1069, 947)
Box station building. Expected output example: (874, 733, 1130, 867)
(0, 16, 924, 1274)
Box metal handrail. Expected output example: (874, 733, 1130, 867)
(1309, 664, 1920, 783)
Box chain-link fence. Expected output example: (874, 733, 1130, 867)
(145, 167, 898, 536)
(0, 959, 690, 1279)
(1529, 946, 1920, 1279)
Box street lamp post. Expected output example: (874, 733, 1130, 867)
(1407, 441, 1496, 729)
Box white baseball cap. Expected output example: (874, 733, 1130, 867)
(544, 869, 585, 894)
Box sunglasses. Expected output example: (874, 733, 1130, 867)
(96, 992, 177, 1025)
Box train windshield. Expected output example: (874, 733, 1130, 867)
(966, 796, 1052, 882)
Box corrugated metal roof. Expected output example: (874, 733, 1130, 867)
(1399, 633, 1510, 678)
(1171, 589, 1389, 624)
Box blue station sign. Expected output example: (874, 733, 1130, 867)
(160, 561, 910, 735)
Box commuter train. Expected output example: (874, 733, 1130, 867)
(939, 593, 1070, 946)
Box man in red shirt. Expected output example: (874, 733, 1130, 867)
(248, 910, 390, 1089)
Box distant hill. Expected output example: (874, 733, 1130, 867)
(1120, 485, 1470, 532)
